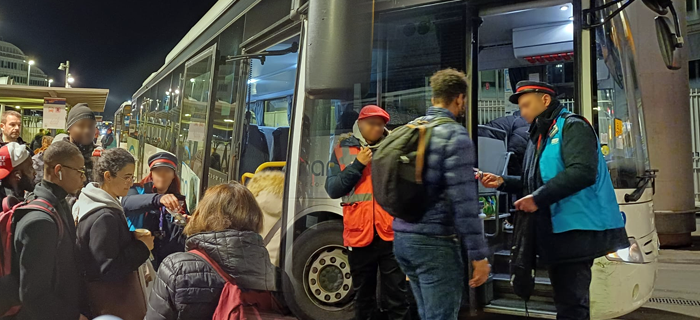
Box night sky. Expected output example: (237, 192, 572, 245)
(1, 0, 218, 119)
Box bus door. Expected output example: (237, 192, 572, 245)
(177, 44, 218, 212)
(232, 36, 300, 183)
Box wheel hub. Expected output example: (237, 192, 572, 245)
(305, 246, 353, 305)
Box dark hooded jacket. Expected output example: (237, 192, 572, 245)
(499, 101, 628, 265)
(145, 230, 277, 320)
(478, 111, 530, 176)
(73, 183, 150, 282)
(10, 180, 84, 320)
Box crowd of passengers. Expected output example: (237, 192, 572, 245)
(0, 68, 626, 320)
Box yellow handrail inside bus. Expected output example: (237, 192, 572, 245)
(241, 161, 287, 184)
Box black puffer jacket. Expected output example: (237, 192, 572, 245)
(145, 229, 277, 320)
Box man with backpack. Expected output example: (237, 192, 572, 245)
(478, 81, 628, 320)
(325, 105, 409, 320)
(382, 69, 490, 320)
(0, 142, 36, 202)
(7, 141, 88, 320)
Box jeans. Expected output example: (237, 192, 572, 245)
(393, 231, 464, 320)
(548, 260, 594, 320)
(348, 235, 409, 320)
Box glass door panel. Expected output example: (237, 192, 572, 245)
(178, 45, 216, 212)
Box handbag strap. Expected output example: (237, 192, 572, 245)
(189, 249, 236, 284)
(263, 219, 282, 246)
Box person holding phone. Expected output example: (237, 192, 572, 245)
(122, 152, 188, 270)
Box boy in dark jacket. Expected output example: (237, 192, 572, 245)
(11, 141, 88, 320)
(33, 103, 102, 188)
(392, 69, 490, 320)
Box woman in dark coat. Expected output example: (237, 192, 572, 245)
(145, 182, 278, 320)
(73, 148, 154, 320)
(122, 152, 188, 270)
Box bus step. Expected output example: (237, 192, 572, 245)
(484, 298, 557, 319)
(492, 273, 554, 298)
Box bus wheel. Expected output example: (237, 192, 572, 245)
(283, 220, 354, 320)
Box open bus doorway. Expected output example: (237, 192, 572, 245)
(237, 36, 299, 183)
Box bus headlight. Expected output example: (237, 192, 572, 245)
(606, 238, 644, 263)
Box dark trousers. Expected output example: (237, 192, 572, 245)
(348, 235, 409, 320)
(548, 259, 594, 320)
(393, 232, 464, 320)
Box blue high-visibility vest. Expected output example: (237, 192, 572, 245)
(539, 109, 624, 233)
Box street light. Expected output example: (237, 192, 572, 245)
(26, 60, 35, 86)
(48, 79, 54, 87)
(59, 61, 71, 88)
(67, 74, 75, 85)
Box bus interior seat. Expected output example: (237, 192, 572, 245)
(240, 125, 270, 177)
(478, 134, 512, 195)
(271, 127, 290, 161)
(258, 126, 277, 160)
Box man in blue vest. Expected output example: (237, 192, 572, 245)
(479, 81, 628, 320)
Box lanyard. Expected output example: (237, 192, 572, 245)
(537, 120, 557, 152)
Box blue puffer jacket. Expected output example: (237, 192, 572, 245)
(393, 107, 489, 261)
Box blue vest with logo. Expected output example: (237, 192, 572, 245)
(539, 109, 624, 233)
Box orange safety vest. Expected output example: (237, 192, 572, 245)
(334, 145, 394, 247)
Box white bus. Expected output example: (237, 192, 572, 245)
(123, 0, 683, 318)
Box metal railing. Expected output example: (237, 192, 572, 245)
(691, 89, 700, 203)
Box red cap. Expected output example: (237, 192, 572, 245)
(358, 105, 390, 123)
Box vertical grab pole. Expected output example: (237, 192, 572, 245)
(468, 12, 483, 318)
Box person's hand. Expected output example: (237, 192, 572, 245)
(160, 194, 181, 212)
(470, 259, 491, 288)
(134, 230, 155, 251)
(514, 195, 539, 213)
(356, 147, 373, 165)
(79, 314, 89, 320)
(474, 168, 504, 189)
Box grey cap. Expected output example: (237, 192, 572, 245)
(66, 103, 96, 130)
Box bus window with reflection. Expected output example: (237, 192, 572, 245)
(593, 7, 649, 188)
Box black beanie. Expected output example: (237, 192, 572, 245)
(66, 103, 96, 130)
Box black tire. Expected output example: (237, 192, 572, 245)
(283, 220, 354, 320)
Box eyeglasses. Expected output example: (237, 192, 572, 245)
(118, 175, 135, 183)
(61, 164, 87, 178)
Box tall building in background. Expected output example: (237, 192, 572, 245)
(0, 40, 48, 86)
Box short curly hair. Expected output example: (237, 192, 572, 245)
(430, 69, 468, 105)
(94, 148, 135, 183)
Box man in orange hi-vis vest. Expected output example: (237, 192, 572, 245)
(325, 105, 409, 320)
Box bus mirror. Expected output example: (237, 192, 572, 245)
(642, 0, 670, 15)
(655, 16, 682, 70)
(305, 0, 373, 99)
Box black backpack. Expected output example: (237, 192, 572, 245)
(372, 117, 455, 222)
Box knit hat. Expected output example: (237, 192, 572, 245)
(66, 103, 96, 130)
(0, 142, 30, 180)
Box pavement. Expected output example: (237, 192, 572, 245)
(461, 218, 700, 320)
